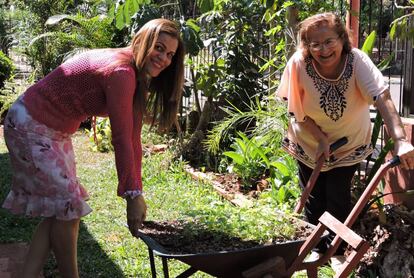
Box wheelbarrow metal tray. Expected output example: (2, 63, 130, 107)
(137, 219, 327, 277)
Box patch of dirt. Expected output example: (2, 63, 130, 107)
(353, 204, 414, 277)
(138, 218, 314, 255)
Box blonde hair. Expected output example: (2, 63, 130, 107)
(131, 18, 185, 131)
(298, 12, 352, 58)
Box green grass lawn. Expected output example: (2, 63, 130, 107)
(0, 129, 335, 277)
(0, 130, 218, 277)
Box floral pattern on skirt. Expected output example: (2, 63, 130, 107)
(2, 97, 92, 220)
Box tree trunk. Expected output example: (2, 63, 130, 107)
(180, 98, 214, 167)
(286, 6, 299, 60)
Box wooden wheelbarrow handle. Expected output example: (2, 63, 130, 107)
(294, 137, 348, 214)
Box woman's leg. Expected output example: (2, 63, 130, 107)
(22, 218, 53, 278)
(298, 161, 329, 253)
(297, 161, 327, 225)
(21, 217, 81, 278)
(325, 164, 358, 222)
(50, 218, 81, 278)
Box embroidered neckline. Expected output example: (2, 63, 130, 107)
(305, 52, 355, 121)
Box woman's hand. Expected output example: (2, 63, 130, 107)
(375, 90, 414, 170)
(297, 116, 330, 161)
(394, 139, 414, 170)
(126, 195, 147, 237)
(315, 136, 330, 161)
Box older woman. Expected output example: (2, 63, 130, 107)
(277, 12, 414, 272)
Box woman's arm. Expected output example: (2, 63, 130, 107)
(296, 116, 330, 160)
(375, 89, 414, 169)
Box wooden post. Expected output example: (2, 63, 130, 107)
(346, 0, 360, 48)
(286, 6, 299, 60)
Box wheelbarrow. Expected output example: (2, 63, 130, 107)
(135, 155, 401, 278)
(136, 218, 329, 278)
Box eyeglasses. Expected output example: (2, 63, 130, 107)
(308, 37, 340, 51)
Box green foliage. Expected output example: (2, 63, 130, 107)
(16, 0, 77, 23)
(195, 58, 226, 98)
(390, 12, 414, 41)
(223, 131, 271, 186)
(0, 50, 14, 88)
(205, 96, 287, 155)
(0, 5, 14, 55)
(197, 0, 215, 13)
(27, 13, 116, 77)
(88, 117, 113, 153)
(366, 139, 394, 184)
(361, 31, 376, 56)
(180, 19, 204, 57)
(110, 0, 150, 30)
(267, 154, 300, 208)
(187, 203, 298, 244)
(197, 1, 267, 109)
(9, 0, 117, 78)
(109, 1, 205, 57)
(389, 2, 414, 41)
(0, 85, 21, 122)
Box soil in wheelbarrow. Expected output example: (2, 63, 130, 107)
(139, 218, 314, 255)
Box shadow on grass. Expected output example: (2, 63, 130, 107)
(0, 152, 125, 277)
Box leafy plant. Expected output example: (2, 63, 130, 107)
(109, 0, 151, 31)
(27, 12, 116, 77)
(206, 96, 288, 155)
(389, 2, 414, 42)
(0, 50, 14, 89)
(87, 117, 113, 153)
(0, 85, 20, 122)
(223, 131, 273, 187)
(268, 153, 300, 208)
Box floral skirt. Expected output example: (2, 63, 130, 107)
(2, 97, 92, 220)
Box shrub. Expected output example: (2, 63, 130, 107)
(0, 50, 14, 89)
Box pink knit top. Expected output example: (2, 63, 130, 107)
(23, 48, 143, 196)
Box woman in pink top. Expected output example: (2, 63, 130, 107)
(2, 18, 185, 277)
(277, 12, 414, 272)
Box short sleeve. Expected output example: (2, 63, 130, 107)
(277, 53, 306, 122)
(354, 49, 388, 104)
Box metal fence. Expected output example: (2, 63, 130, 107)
(358, 0, 413, 118)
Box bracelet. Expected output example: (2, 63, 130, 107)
(123, 190, 143, 200)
